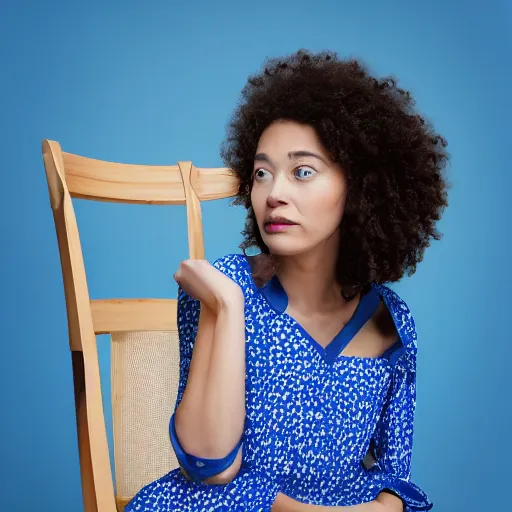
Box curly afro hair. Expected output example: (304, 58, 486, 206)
(220, 49, 449, 295)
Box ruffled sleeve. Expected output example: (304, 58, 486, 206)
(173, 285, 200, 414)
(366, 349, 433, 511)
(362, 285, 433, 511)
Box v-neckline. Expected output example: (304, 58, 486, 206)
(259, 274, 381, 364)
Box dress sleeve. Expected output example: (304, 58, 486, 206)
(169, 254, 247, 483)
(173, 286, 200, 414)
(366, 353, 433, 511)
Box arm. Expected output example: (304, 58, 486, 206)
(271, 491, 402, 512)
(175, 296, 245, 456)
(331, 493, 403, 511)
(170, 262, 247, 485)
(270, 356, 429, 510)
(363, 353, 432, 512)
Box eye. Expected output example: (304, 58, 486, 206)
(294, 166, 316, 180)
(253, 168, 271, 181)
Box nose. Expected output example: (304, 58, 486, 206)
(266, 174, 288, 208)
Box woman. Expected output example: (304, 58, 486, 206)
(126, 49, 448, 512)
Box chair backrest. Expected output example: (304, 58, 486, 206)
(41, 139, 239, 512)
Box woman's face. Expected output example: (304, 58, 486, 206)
(251, 120, 347, 257)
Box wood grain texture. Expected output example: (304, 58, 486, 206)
(59, 150, 239, 205)
(192, 165, 239, 201)
(178, 161, 205, 259)
(62, 152, 186, 204)
(91, 299, 178, 334)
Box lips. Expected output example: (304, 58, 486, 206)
(264, 216, 297, 233)
(264, 216, 296, 226)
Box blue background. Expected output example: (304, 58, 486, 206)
(1, 1, 510, 510)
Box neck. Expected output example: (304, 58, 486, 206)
(273, 234, 349, 314)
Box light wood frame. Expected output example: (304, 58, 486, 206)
(41, 139, 239, 511)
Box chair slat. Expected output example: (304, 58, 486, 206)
(62, 152, 239, 205)
(91, 299, 178, 334)
(192, 166, 239, 201)
(63, 152, 186, 204)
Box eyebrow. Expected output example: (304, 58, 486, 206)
(254, 151, 328, 166)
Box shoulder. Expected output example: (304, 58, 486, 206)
(373, 284, 418, 369)
(211, 253, 256, 293)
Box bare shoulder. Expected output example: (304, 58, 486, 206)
(373, 301, 399, 341)
(356, 300, 400, 357)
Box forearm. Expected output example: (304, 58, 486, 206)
(175, 294, 246, 458)
(202, 297, 247, 454)
(271, 492, 402, 512)
(331, 492, 403, 511)
(271, 493, 353, 512)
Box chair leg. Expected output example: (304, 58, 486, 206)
(72, 351, 98, 512)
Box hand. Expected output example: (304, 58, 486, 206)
(271, 492, 401, 512)
(174, 259, 244, 313)
(271, 492, 309, 512)
(336, 492, 404, 511)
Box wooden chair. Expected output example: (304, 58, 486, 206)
(41, 139, 239, 511)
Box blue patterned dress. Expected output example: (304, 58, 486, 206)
(126, 253, 432, 511)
